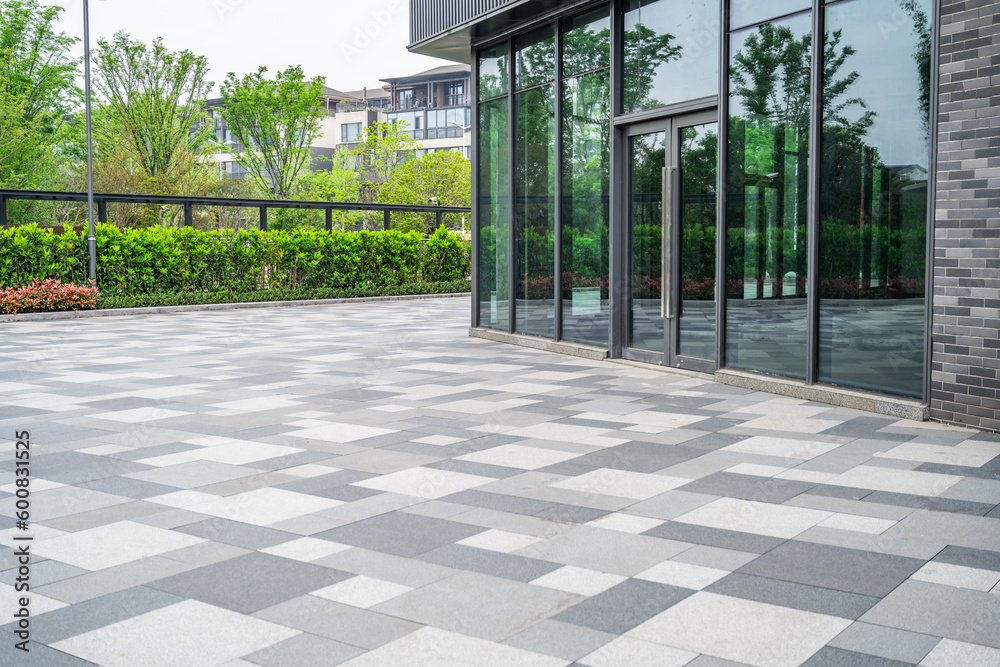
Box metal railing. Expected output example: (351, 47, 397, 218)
(0, 189, 470, 233)
(409, 0, 517, 44)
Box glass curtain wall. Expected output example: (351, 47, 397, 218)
(478, 44, 510, 331)
(562, 6, 611, 346)
(514, 28, 557, 338)
(725, 11, 812, 379)
(818, 0, 931, 396)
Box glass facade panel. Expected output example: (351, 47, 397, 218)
(725, 13, 812, 379)
(514, 84, 556, 337)
(629, 131, 666, 352)
(562, 68, 611, 347)
(562, 5, 610, 78)
(479, 97, 510, 331)
(818, 0, 931, 397)
(479, 44, 509, 100)
(516, 27, 556, 90)
(622, 0, 719, 113)
(731, 0, 810, 30)
(678, 122, 718, 360)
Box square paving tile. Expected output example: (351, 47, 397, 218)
(148, 552, 352, 614)
(504, 619, 616, 661)
(553, 578, 694, 635)
(51, 600, 299, 667)
(550, 469, 688, 500)
(311, 575, 413, 608)
(33, 521, 204, 571)
(314, 511, 483, 557)
(417, 544, 561, 582)
(578, 636, 699, 667)
(185, 488, 343, 526)
(337, 626, 567, 666)
(628, 591, 852, 667)
(672, 498, 833, 539)
(827, 621, 940, 664)
(174, 518, 299, 550)
(373, 570, 581, 642)
(351, 467, 494, 499)
(707, 573, 880, 619)
(457, 444, 583, 470)
(736, 540, 924, 597)
(241, 632, 364, 667)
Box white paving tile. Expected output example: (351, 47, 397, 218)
(281, 464, 343, 478)
(211, 396, 302, 411)
(457, 444, 581, 470)
(260, 537, 353, 562)
(875, 442, 1000, 468)
(920, 638, 1000, 666)
(339, 626, 567, 667)
(458, 529, 543, 553)
(0, 583, 67, 617)
(726, 463, 790, 477)
(723, 436, 843, 460)
(505, 423, 614, 443)
(94, 407, 188, 423)
(910, 562, 1000, 592)
(634, 560, 730, 590)
(186, 488, 343, 526)
(550, 469, 688, 500)
(579, 636, 697, 667)
(817, 513, 898, 535)
(286, 422, 397, 443)
(147, 490, 221, 508)
(673, 498, 833, 539)
(51, 600, 299, 667)
(353, 467, 493, 499)
(311, 575, 413, 608)
(826, 465, 963, 497)
(530, 565, 626, 597)
(628, 592, 851, 667)
(33, 521, 204, 571)
(587, 513, 665, 534)
(414, 435, 468, 446)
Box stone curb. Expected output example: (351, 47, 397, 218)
(0, 292, 470, 323)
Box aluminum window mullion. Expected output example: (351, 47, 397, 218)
(805, 0, 823, 385)
(554, 24, 564, 342)
(507, 36, 517, 335)
(716, 0, 730, 370)
(923, 0, 942, 405)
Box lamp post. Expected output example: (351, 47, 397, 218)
(83, 0, 97, 281)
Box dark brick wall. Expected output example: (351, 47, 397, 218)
(931, 0, 1000, 430)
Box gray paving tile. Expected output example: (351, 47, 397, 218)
(242, 632, 365, 667)
(800, 646, 914, 666)
(706, 573, 879, 619)
(253, 596, 422, 650)
(174, 518, 300, 550)
(0, 558, 88, 587)
(426, 459, 526, 478)
(0, 639, 99, 666)
(862, 491, 995, 516)
(275, 470, 376, 495)
(678, 472, 814, 504)
(644, 520, 787, 554)
(552, 578, 694, 634)
(860, 580, 1000, 649)
(737, 540, 924, 597)
(75, 476, 180, 499)
(932, 545, 1000, 572)
(828, 622, 940, 664)
(570, 442, 706, 473)
(148, 552, 351, 614)
(416, 544, 561, 582)
(503, 619, 615, 661)
(314, 511, 483, 557)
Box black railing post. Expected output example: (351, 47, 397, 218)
(325, 208, 333, 232)
(97, 199, 107, 223)
(436, 210, 443, 230)
(0, 195, 6, 227)
(383, 209, 391, 231)
(184, 203, 193, 227)
(260, 206, 268, 231)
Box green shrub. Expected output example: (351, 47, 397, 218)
(423, 225, 471, 282)
(0, 225, 84, 287)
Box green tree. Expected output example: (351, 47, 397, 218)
(380, 151, 471, 233)
(92, 32, 212, 181)
(220, 65, 326, 200)
(351, 120, 418, 201)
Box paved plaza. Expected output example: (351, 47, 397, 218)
(1, 296, 1000, 666)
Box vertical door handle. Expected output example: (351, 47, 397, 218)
(662, 166, 677, 320)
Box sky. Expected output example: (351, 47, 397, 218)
(44, 0, 453, 95)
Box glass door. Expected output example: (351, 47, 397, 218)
(626, 113, 718, 370)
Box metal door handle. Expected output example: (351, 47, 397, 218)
(662, 166, 677, 320)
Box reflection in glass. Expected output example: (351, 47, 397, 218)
(730, 0, 810, 30)
(515, 27, 555, 91)
(479, 97, 509, 330)
(514, 85, 556, 338)
(622, 0, 719, 113)
(629, 131, 665, 352)
(818, 0, 931, 397)
(479, 44, 509, 101)
(725, 13, 812, 379)
(562, 69, 610, 347)
(562, 5, 610, 78)
(678, 123, 718, 360)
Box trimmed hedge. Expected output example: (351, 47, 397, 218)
(0, 224, 471, 294)
(96, 281, 470, 310)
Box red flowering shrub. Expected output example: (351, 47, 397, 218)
(0, 279, 99, 315)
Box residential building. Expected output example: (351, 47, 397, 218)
(382, 64, 473, 159)
(408, 0, 1000, 431)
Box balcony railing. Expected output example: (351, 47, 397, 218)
(410, 0, 517, 44)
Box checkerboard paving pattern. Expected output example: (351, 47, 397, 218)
(2, 297, 1000, 666)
